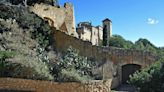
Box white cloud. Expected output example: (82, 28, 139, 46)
(147, 18, 159, 25)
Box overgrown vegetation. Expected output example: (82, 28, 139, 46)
(0, 1, 95, 82)
(0, 1, 54, 80)
(109, 35, 164, 91)
(1, 0, 59, 6)
(129, 58, 164, 92)
(0, 18, 54, 80)
(53, 46, 95, 83)
(0, 51, 16, 76)
(108, 35, 164, 55)
(0, 4, 52, 49)
(108, 35, 133, 49)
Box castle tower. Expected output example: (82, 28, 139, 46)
(64, 3, 77, 37)
(102, 18, 112, 46)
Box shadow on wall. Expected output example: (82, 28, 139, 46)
(121, 64, 141, 84)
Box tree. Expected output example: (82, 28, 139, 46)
(108, 35, 134, 49)
(132, 38, 158, 54)
(129, 58, 164, 92)
(103, 25, 108, 46)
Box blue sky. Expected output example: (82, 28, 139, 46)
(59, 0, 164, 47)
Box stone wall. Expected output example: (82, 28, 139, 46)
(53, 30, 158, 88)
(0, 78, 112, 92)
(30, 3, 77, 37)
(53, 30, 157, 66)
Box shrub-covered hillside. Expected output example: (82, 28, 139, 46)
(0, 1, 95, 83)
(0, 2, 55, 80)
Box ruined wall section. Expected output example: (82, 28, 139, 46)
(64, 3, 76, 35)
(30, 3, 77, 37)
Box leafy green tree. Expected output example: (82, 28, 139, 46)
(132, 38, 158, 54)
(102, 25, 108, 46)
(129, 58, 164, 92)
(157, 47, 164, 57)
(108, 35, 134, 49)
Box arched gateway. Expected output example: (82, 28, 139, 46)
(121, 64, 141, 84)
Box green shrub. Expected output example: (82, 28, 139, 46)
(0, 3, 52, 49)
(0, 51, 16, 59)
(59, 69, 90, 83)
(15, 10, 52, 48)
(10, 55, 54, 80)
(108, 35, 134, 49)
(129, 58, 164, 92)
(0, 51, 16, 76)
(53, 46, 95, 82)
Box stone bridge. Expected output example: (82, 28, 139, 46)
(53, 30, 158, 88)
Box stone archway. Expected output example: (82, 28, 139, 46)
(122, 64, 141, 84)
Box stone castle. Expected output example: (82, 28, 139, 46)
(76, 18, 112, 46)
(30, 3, 112, 46)
(76, 22, 103, 46)
(30, 3, 158, 89)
